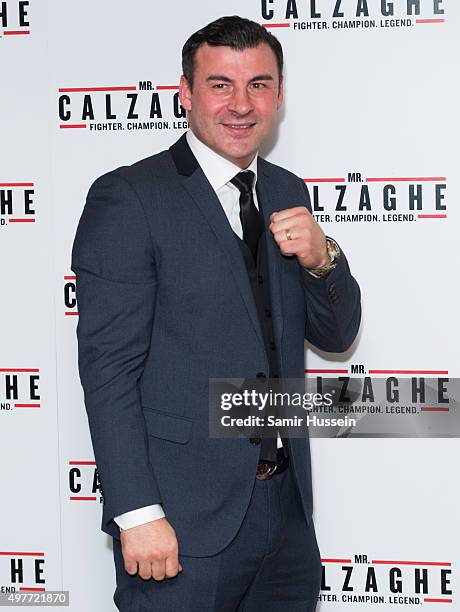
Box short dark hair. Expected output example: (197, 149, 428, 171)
(182, 15, 284, 90)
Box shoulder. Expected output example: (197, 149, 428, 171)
(258, 156, 311, 210)
(258, 156, 305, 190)
(258, 156, 309, 204)
(89, 148, 173, 194)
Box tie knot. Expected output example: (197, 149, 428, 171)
(230, 170, 255, 194)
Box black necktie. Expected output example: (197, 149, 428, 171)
(230, 170, 264, 261)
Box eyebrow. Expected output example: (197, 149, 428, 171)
(206, 74, 274, 83)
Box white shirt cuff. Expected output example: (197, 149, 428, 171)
(113, 504, 165, 531)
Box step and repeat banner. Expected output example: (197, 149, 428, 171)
(1, 0, 458, 610)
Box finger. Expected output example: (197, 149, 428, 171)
(151, 559, 166, 581)
(270, 207, 310, 223)
(270, 206, 307, 222)
(273, 234, 303, 256)
(270, 213, 314, 235)
(272, 228, 306, 246)
(124, 558, 138, 576)
(138, 559, 156, 581)
(270, 213, 301, 230)
(270, 219, 298, 236)
(165, 555, 181, 578)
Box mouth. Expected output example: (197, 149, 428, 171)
(222, 123, 256, 135)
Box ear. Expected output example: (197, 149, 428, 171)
(179, 75, 192, 112)
(277, 77, 284, 110)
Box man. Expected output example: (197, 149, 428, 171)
(71, 15, 361, 612)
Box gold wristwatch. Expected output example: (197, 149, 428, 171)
(307, 237, 340, 278)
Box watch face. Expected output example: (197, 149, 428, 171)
(326, 239, 340, 261)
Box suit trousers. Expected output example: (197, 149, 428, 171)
(112, 464, 322, 612)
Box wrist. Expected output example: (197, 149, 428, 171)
(314, 247, 331, 268)
(305, 237, 340, 278)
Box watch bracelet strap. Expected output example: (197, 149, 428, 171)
(306, 237, 340, 277)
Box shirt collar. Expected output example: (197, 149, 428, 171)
(186, 129, 258, 192)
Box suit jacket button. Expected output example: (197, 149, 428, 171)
(250, 437, 261, 445)
(256, 372, 267, 380)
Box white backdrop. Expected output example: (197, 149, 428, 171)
(1, 0, 458, 609)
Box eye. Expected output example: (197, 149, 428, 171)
(212, 83, 228, 89)
(251, 82, 266, 89)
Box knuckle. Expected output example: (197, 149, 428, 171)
(151, 549, 164, 562)
(168, 538, 178, 550)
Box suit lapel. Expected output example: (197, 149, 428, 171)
(256, 160, 285, 362)
(169, 135, 266, 354)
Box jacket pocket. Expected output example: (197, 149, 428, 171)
(142, 406, 193, 444)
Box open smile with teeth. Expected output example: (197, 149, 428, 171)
(223, 123, 256, 131)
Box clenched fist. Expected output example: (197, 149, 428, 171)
(269, 207, 330, 269)
(120, 517, 182, 581)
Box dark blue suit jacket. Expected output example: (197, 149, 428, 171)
(71, 134, 361, 556)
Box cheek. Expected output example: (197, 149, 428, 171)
(195, 94, 226, 118)
(258, 97, 279, 118)
(209, 100, 231, 120)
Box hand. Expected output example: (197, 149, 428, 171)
(120, 517, 182, 581)
(269, 207, 330, 269)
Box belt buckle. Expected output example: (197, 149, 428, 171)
(256, 462, 278, 481)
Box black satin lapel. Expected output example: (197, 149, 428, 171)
(169, 133, 199, 177)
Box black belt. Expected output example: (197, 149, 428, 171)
(256, 447, 290, 480)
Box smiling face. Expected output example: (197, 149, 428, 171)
(179, 42, 284, 168)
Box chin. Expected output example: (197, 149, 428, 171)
(225, 142, 256, 158)
(226, 151, 254, 166)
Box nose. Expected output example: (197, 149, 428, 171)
(227, 86, 254, 116)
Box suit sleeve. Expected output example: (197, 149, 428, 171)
(300, 181, 362, 353)
(71, 171, 161, 538)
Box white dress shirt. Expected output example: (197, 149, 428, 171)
(114, 129, 282, 531)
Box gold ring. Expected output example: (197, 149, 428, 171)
(285, 229, 293, 241)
